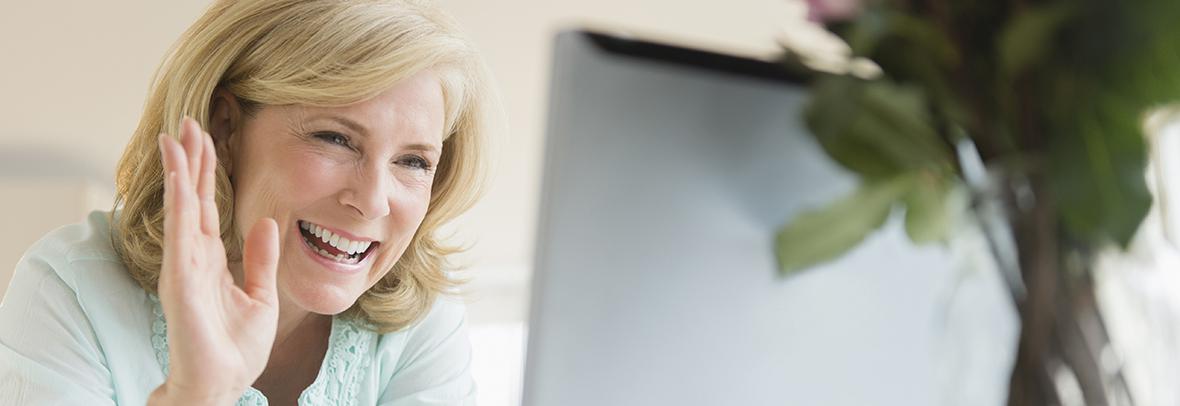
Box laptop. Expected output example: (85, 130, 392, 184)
(523, 30, 1017, 406)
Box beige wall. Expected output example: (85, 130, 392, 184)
(0, 0, 809, 305)
(437, 0, 794, 268)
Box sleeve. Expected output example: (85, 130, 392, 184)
(377, 298, 477, 406)
(0, 248, 117, 405)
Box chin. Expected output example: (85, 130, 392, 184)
(280, 277, 366, 316)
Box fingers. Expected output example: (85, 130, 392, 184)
(198, 128, 220, 236)
(181, 118, 204, 190)
(160, 117, 220, 238)
(160, 133, 198, 276)
(242, 218, 280, 306)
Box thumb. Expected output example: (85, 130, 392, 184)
(242, 217, 280, 305)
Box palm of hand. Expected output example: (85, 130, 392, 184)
(156, 117, 281, 398)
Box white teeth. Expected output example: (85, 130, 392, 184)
(298, 225, 361, 264)
(304, 238, 361, 264)
(301, 221, 375, 256)
(335, 236, 352, 252)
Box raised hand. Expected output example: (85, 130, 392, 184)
(149, 117, 280, 405)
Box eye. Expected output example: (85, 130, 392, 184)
(397, 155, 433, 171)
(312, 131, 353, 149)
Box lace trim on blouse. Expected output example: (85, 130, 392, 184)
(147, 295, 375, 405)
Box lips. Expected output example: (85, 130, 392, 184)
(294, 220, 381, 271)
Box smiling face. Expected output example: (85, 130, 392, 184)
(223, 71, 445, 316)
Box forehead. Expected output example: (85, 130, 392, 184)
(278, 71, 446, 145)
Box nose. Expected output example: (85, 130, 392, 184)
(338, 162, 392, 220)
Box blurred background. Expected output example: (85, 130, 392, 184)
(0, 1, 815, 405)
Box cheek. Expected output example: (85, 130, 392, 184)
(234, 152, 343, 226)
(371, 191, 433, 270)
(392, 170, 435, 193)
(285, 153, 342, 193)
(393, 176, 433, 222)
(388, 172, 435, 224)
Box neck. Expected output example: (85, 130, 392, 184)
(274, 292, 329, 351)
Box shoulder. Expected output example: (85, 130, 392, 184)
(14, 210, 127, 292)
(370, 295, 471, 373)
(394, 296, 469, 350)
(413, 296, 469, 332)
(3, 208, 139, 318)
(17, 208, 126, 289)
(0, 211, 150, 405)
(4, 210, 142, 325)
(25, 210, 122, 262)
(369, 296, 475, 402)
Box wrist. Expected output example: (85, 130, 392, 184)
(149, 380, 242, 406)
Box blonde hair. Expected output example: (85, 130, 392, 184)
(112, 0, 493, 333)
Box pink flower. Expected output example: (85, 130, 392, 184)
(805, 0, 862, 22)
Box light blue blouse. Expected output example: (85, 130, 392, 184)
(0, 211, 477, 405)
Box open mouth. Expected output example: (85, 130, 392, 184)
(297, 220, 380, 265)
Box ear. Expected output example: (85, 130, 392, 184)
(209, 88, 244, 178)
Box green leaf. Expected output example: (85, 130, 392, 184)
(886, 13, 960, 68)
(866, 16, 963, 126)
(1041, 1, 1168, 248)
(838, 7, 890, 57)
(805, 76, 952, 180)
(806, 77, 906, 178)
(837, 8, 958, 68)
(903, 171, 956, 244)
(860, 81, 951, 165)
(998, 3, 1076, 79)
(775, 173, 918, 276)
(1048, 96, 1151, 247)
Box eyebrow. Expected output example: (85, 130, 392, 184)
(313, 114, 369, 135)
(308, 114, 441, 153)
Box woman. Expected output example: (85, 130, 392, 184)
(0, 0, 493, 404)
